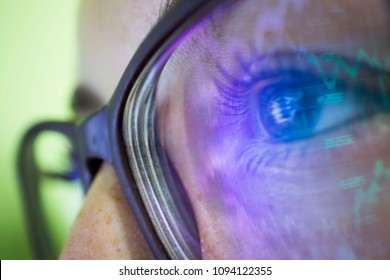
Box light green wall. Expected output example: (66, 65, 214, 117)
(0, 0, 80, 259)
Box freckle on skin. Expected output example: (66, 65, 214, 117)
(105, 215, 112, 225)
(60, 163, 154, 260)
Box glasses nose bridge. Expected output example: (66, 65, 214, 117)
(76, 106, 113, 189)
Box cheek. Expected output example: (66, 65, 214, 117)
(155, 0, 390, 259)
(199, 113, 390, 259)
(60, 163, 153, 260)
(161, 69, 390, 259)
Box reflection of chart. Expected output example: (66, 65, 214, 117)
(354, 160, 390, 224)
(301, 49, 390, 90)
(298, 48, 390, 224)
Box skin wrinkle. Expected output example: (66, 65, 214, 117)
(157, 0, 390, 259)
(62, 0, 390, 259)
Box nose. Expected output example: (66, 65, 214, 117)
(60, 163, 154, 259)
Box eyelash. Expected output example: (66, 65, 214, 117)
(214, 50, 390, 173)
(216, 50, 389, 127)
(213, 52, 291, 130)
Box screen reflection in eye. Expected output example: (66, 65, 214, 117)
(214, 49, 390, 173)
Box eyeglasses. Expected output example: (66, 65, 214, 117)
(19, 0, 390, 260)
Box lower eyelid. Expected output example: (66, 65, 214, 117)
(238, 115, 390, 176)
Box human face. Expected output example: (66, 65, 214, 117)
(61, 0, 390, 259)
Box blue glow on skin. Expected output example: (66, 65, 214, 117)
(337, 245, 357, 260)
(156, 0, 390, 258)
(217, 49, 389, 145)
(354, 160, 390, 224)
(207, 47, 390, 258)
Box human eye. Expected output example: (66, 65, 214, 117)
(214, 50, 390, 173)
(153, 0, 390, 259)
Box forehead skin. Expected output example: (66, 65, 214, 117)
(78, 0, 163, 102)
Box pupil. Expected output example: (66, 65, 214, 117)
(269, 91, 302, 125)
(261, 87, 321, 141)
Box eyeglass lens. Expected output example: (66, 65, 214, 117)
(151, 0, 390, 258)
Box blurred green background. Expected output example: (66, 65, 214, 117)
(0, 0, 81, 259)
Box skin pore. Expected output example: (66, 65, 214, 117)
(61, 0, 390, 259)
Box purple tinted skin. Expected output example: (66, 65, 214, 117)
(157, 0, 390, 259)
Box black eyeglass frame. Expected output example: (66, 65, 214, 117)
(18, 0, 227, 260)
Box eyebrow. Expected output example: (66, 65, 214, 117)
(159, 0, 183, 21)
(71, 85, 104, 118)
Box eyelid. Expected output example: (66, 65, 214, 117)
(215, 50, 390, 112)
(230, 50, 390, 84)
(258, 70, 388, 138)
(215, 50, 390, 143)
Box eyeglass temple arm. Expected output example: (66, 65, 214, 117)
(18, 121, 77, 259)
(18, 107, 112, 259)
(77, 107, 112, 188)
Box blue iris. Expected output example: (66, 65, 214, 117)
(259, 72, 327, 142)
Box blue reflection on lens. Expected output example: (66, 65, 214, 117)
(259, 73, 326, 142)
